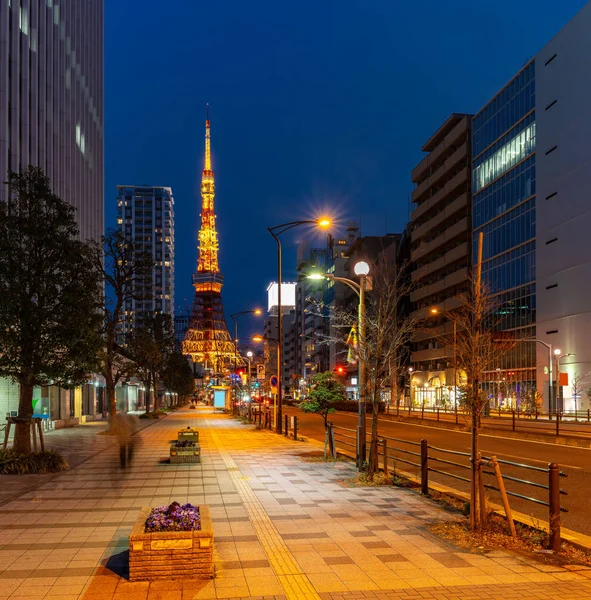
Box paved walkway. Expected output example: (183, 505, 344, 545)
(0, 408, 590, 600)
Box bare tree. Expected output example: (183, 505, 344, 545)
(570, 372, 588, 420)
(444, 275, 516, 531)
(90, 229, 153, 425)
(312, 257, 418, 480)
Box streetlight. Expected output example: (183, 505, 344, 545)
(553, 349, 574, 413)
(230, 309, 262, 412)
(268, 217, 332, 434)
(252, 335, 279, 426)
(429, 307, 457, 409)
(307, 259, 370, 470)
(246, 351, 253, 397)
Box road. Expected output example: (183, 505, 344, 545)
(283, 406, 591, 536)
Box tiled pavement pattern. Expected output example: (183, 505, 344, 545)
(0, 409, 591, 599)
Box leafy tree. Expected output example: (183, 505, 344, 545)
(90, 229, 153, 424)
(0, 167, 103, 453)
(298, 372, 345, 429)
(162, 351, 195, 404)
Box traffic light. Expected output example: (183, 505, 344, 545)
(335, 365, 345, 376)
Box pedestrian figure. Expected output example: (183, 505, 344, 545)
(114, 413, 136, 469)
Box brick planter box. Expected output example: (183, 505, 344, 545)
(129, 505, 213, 581)
(170, 444, 201, 464)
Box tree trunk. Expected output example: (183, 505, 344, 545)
(152, 370, 159, 410)
(470, 383, 480, 531)
(106, 376, 117, 428)
(13, 380, 34, 454)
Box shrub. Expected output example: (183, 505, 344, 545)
(139, 411, 162, 419)
(0, 449, 68, 474)
(172, 440, 197, 448)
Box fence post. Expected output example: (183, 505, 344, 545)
(556, 411, 560, 437)
(382, 439, 388, 477)
(408, 403, 411, 417)
(420, 439, 428, 495)
(258, 407, 262, 427)
(293, 416, 298, 441)
(512, 410, 516, 432)
(535, 408, 539, 420)
(588, 409, 590, 423)
(549, 463, 561, 552)
(455, 404, 458, 424)
(421, 403, 424, 420)
(285, 414, 289, 437)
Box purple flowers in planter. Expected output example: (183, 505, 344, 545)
(173, 441, 197, 447)
(145, 502, 201, 532)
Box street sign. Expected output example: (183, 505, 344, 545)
(270, 375, 278, 388)
(256, 365, 265, 380)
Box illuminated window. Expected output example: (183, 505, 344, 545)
(53, 4, 59, 25)
(20, 7, 29, 35)
(473, 122, 536, 192)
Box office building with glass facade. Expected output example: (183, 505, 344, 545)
(472, 61, 537, 408)
(117, 185, 175, 336)
(0, 0, 104, 424)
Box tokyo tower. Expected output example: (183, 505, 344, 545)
(182, 107, 241, 374)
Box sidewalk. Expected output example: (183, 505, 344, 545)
(0, 408, 589, 600)
(0, 413, 159, 506)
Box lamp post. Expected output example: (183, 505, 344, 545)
(246, 351, 253, 398)
(307, 260, 370, 471)
(230, 310, 262, 413)
(268, 217, 331, 434)
(253, 335, 279, 426)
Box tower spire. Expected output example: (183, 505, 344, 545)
(204, 103, 211, 172)
(197, 105, 218, 274)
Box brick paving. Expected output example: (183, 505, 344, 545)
(0, 408, 590, 599)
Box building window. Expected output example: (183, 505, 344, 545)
(19, 6, 29, 35)
(473, 122, 536, 192)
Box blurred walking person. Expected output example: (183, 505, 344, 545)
(114, 412, 137, 469)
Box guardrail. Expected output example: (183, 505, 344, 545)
(330, 424, 568, 550)
(383, 405, 591, 437)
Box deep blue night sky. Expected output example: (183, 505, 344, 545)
(104, 0, 586, 339)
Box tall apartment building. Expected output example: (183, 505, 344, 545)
(0, 1, 104, 241)
(117, 185, 175, 336)
(0, 0, 104, 424)
(409, 114, 472, 407)
(472, 63, 537, 406)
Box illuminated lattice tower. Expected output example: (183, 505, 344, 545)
(182, 109, 241, 374)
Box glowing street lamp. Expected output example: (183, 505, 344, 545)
(306, 259, 370, 470)
(268, 216, 332, 434)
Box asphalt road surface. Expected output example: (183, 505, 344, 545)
(283, 406, 591, 537)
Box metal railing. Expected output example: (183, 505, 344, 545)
(383, 405, 591, 437)
(330, 424, 568, 550)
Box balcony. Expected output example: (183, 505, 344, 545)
(412, 242, 468, 283)
(411, 192, 469, 243)
(411, 167, 469, 223)
(410, 267, 468, 303)
(411, 216, 468, 264)
(412, 142, 469, 205)
(411, 347, 449, 363)
(412, 117, 469, 183)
